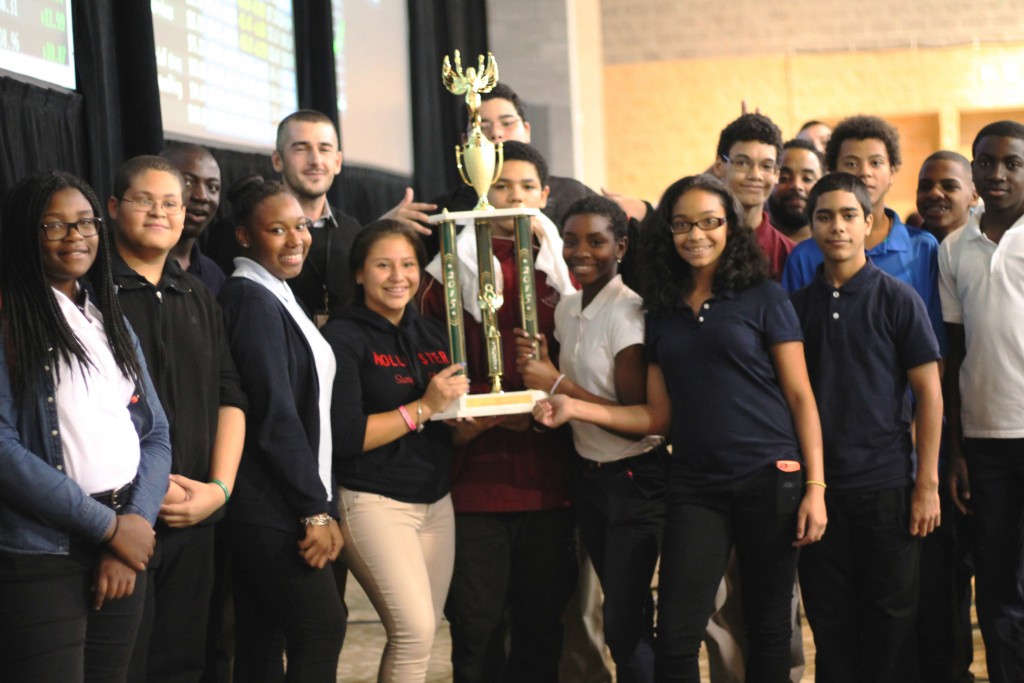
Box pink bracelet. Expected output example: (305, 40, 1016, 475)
(398, 404, 417, 432)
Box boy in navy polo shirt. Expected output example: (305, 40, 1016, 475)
(791, 173, 943, 682)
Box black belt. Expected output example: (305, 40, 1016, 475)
(90, 481, 133, 511)
(580, 443, 668, 471)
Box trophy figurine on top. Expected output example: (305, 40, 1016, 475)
(428, 50, 549, 420)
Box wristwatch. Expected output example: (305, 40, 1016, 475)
(300, 513, 332, 527)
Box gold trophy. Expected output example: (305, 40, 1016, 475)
(429, 51, 546, 420)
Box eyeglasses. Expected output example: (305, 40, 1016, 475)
(669, 216, 727, 235)
(721, 155, 779, 176)
(119, 196, 184, 215)
(479, 117, 522, 137)
(40, 217, 103, 241)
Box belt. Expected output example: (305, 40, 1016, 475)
(580, 444, 667, 471)
(90, 481, 133, 511)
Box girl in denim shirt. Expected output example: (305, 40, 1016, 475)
(0, 172, 171, 682)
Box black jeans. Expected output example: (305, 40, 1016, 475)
(962, 438, 1024, 683)
(223, 521, 346, 683)
(446, 507, 579, 683)
(574, 446, 667, 683)
(0, 544, 147, 682)
(799, 485, 920, 683)
(129, 524, 216, 683)
(656, 466, 801, 683)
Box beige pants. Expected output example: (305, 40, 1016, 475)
(340, 489, 456, 683)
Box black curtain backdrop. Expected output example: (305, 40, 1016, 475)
(0, 77, 87, 198)
(408, 0, 488, 201)
(2, 0, 487, 228)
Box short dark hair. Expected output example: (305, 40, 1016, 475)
(561, 195, 629, 240)
(782, 137, 825, 168)
(275, 109, 338, 153)
(921, 150, 972, 176)
(799, 120, 826, 133)
(825, 115, 901, 172)
(971, 120, 1024, 157)
(348, 219, 428, 301)
(807, 172, 872, 218)
(113, 155, 186, 200)
(500, 141, 549, 187)
(227, 174, 290, 229)
(160, 141, 214, 163)
(716, 113, 784, 163)
(480, 83, 526, 121)
(641, 174, 767, 313)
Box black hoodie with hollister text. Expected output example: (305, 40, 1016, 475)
(322, 304, 454, 503)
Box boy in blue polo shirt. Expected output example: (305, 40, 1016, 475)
(782, 115, 946, 354)
(791, 173, 943, 682)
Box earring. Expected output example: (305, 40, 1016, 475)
(616, 257, 622, 264)
(241, 242, 249, 248)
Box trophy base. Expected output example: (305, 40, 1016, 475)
(429, 389, 548, 421)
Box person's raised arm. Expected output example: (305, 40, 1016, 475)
(534, 363, 670, 436)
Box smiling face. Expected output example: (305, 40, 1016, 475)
(833, 138, 895, 209)
(172, 149, 221, 240)
(272, 120, 342, 204)
(916, 159, 976, 236)
(356, 235, 420, 324)
(672, 189, 729, 273)
(109, 169, 185, 259)
(768, 147, 822, 231)
(715, 140, 779, 211)
(241, 192, 312, 280)
(811, 189, 873, 266)
(40, 187, 100, 299)
(972, 135, 1024, 217)
(562, 213, 625, 295)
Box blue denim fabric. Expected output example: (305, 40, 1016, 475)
(0, 325, 171, 555)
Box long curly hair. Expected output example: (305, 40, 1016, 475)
(0, 172, 140, 397)
(638, 174, 767, 313)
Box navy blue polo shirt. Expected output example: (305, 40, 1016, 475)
(790, 261, 941, 491)
(646, 280, 804, 493)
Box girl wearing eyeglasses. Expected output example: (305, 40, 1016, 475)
(217, 176, 345, 682)
(535, 174, 827, 683)
(0, 171, 171, 681)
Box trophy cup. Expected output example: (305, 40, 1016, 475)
(429, 51, 547, 420)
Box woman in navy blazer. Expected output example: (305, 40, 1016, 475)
(218, 177, 345, 682)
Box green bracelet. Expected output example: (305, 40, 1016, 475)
(211, 478, 230, 502)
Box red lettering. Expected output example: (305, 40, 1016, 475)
(372, 352, 407, 367)
(395, 374, 414, 384)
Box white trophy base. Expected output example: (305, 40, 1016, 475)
(429, 389, 548, 421)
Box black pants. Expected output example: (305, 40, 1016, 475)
(917, 486, 976, 683)
(574, 447, 667, 683)
(446, 507, 578, 683)
(129, 524, 215, 683)
(223, 521, 346, 683)
(799, 485, 920, 683)
(0, 544, 147, 682)
(656, 466, 801, 683)
(963, 438, 1024, 683)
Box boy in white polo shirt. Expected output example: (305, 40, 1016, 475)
(940, 120, 1024, 683)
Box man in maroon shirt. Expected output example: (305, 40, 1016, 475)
(712, 113, 796, 281)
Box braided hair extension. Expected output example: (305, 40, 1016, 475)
(0, 172, 140, 397)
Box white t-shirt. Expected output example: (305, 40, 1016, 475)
(938, 208, 1024, 438)
(554, 275, 664, 463)
(53, 289, 141, 494)
(232, 258, 337, 501)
